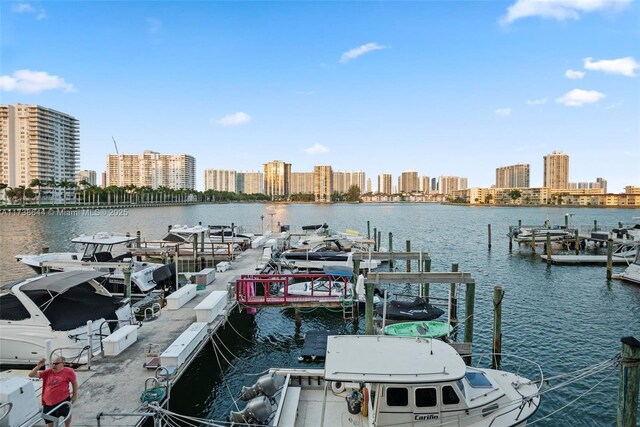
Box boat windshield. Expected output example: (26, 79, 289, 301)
(464, 371, 493, 388)
(456, 379, 466, 398)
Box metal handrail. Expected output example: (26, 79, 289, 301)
(0, 402, 13, 423)
(98, 319, 139, 353)
(42, 401, 72, 427)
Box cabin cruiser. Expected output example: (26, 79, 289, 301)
(618, 247, 640, 285)
(230, 335, 542, 426)
(162, 225, 246, 254)
(0, 271, 133, 366)
(509, 225, 572, 244)
(279, 237, 379, 271)
(15, 232, 175, 296)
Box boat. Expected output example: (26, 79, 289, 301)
(509, 225, 573, 244)
(15, 232, 176, 296)
(284, 278, 381, 305)
(377, 296, 445, 321)
(540, 243, 638, 264)
(162, 224, 245, 254)
(618, 247, 640, 285)
(279, 237, 379, 271)
(230, 335, 542, 426)
(0, 271, 133, 366)
(383, 320, 453, 339)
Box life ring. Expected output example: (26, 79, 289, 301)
(361, 387, 369, 417)
(331, 381, 346, 394)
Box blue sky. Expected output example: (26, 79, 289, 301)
(1, 0, 639, 192)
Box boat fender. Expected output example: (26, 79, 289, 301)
(331, 381, 346, 394)
(361, 387, 369, 416)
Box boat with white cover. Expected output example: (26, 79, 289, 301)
(0, 271, 133, 366)
(618, 247, 640, 285)
(230, 335, 542, 426)
(280, 237, 379, 271)
(540, 243, 638, 264)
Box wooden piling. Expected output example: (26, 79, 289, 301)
(373, 227, 378, 251)
(136, 231, 141, 248)
(531, 229, 536, 254)
(123, 264, 132, 300)
(492, 286, 504, 369)
(617, 336, 640, 427)
(565, 214, 569, 229)
(463, 280, 475, 365)
(487, 224, 492, 250)
(367, 221, 370, 240)
(508, 226, 513, 251)
(450, 264, 458, 329)
(422, 260, 430, 303)
(406, 240, 411, 272)
(365, 282, 375, 335)
(193, 234, 198, 269)
(518, 219, 522, 227)
(353, 259, 361, 318)
(594, 220, 598, 232)
(388, 232, 394, 269)
(575, 229, 580, 256)
(607, 238, 614, 280)
(546, 233, 552, 265)
(377, 231, 381, 251)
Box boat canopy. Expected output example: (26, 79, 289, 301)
(324, 335, 466, 384)
(20, 271, 106, 294)
(71, 233, 136, 245)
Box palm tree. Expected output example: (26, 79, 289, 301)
(45, 178, 58, 204)
(58, 180, 76, 206)
(29, 179, 45, 205)
(0, 183, 7, 205)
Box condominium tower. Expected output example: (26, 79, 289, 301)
(543, 151, 569, 189)
(400, 170, 419, 193)
(237, 171, 264, 194)
(106, 151, 195, 189)
(76, 170, 97, 186)
(291, 172, 314, 194)
(377, 173, 392, 194)
(204, 169, 236, 192)
(439, 176, 468, 195)
(314, 165, 333, 202)
(263, 160, 291, 197)
(496, 163, 530, 188)
(0, 104, 79, 201)
(333, 171, 366, 193)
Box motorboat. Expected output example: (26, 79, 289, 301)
(284, 278, 381, 305)
(383, 320, 453, 339)
(509, 225, 572, 244)
(279, 237, 379, 271)
(541, 242, 638, 264)
(162, 225, 245, 255)
(15, 232, 176, 296)
(377, 296, 445, 321)
(230, 335, 542, 426)
(618, 248, 640, 285)
(0, 271, 133, 366)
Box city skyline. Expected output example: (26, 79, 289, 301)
(1, 1, 638, 193)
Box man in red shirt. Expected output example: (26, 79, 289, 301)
(29, 356, 78, 427)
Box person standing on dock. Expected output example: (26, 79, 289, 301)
(29, 356, 78, 427)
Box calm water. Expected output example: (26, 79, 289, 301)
(2, 203, 639, 425)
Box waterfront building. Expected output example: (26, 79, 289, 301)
(400, 170, 419, 193)
(106, 150, 195, 190)
(568, 178, 608, 193)
(431, 177, 438, 192)
(439, 176, 468, 196)
(291, 172, 314, 194)
(420, 176, 431, 194)
(314, 165, 333, 202)
(204, 169, 236, 192)
(76, 170, 97, 186)
(377, 173, 392, 194)
(263, 160, 291, 197)
(0, 104, 79, 202)
(496, 163, 530, 188)
(237, 171, 264, 194)
(101, 171, 107, 188)
(543, 151, 569, 189)
(332, 171, 365, 193)
(366, 178, 372, 193)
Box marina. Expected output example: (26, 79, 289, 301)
(1, 204, 639, 426)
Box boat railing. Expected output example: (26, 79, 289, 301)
(42, 401, 72, 426)
(472, 352, 544, 394)
(0, 402, 12, 425)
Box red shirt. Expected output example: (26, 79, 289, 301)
(39, 367, 76, 405)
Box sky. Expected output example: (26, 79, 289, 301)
(1, 0, 639, 193)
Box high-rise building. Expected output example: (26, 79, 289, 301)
(332, 171, 366, 193)
(106, 151, 195, 189)
(420, 176, 431, 194)
(439, 176, 468, 195)
(291, 172, 314, 194)
(101, 171, 107, 188)
(237, 171, 264, 194)
(378, 173, 392, 194)
(366, 178, 372, 193)
(401, 170, 419, 193)
(596, 177, 608, 193)
(543, 151, 569, 189)
(431, 177, 438, 192)
(0, 104, 79, 201)
(76, 170, 97, 186)
(314, 165, 333, 202)
(204, 169, 236, 192)
(496, 163, 530, 188)
(263, 160, 291, 197)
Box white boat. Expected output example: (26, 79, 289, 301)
(510, 226, 572, 244)
(15, 232, 175, 295)
(618, 247, 640, 285)
(285, 279, 381, 305)
(0, 271, 133, 366)
(280, 238, 379, 271)
(162, 225, 245, 254)
(541, 243, 637, 264)
(230, 335, 542, 426)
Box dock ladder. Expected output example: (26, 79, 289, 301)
(340, 297, 355, 320)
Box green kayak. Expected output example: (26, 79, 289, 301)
(383, 321, 453, 339)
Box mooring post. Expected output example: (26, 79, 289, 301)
(193, 233, 198, 271)
(126, 232, 131, 248)
(367, 221, 370, 240)
(464, 280, 476, 366)
(365, 281, 375, 335)
(388, 232, 394, 269)
(377, 231, 381, 252)
(136, 230, 141, 248)
(492, 286, 504, 369)
(594, 220, 599, 232)
(373, 227, 378, 251)
(450, 263, 458, 329)
(406, 240, 411, 272)
(353, 259, 361, 318)
(607, 238, 614, 280)
(531, 229, 536, 254)
(617, 336, 640, 427)
(422, 259, 430, 303)
(518, 219, 522, 227)
(575, 229, 580, 256)
(123, 263, 132, 301)
(487, 224, 492, 250)
(565, 214, 569, 229)
(546, 233, 552, 265)
(508, 226, 513, 251)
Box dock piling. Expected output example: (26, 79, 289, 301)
(388, 232, 394, 269)
(508, 227, 513, 251)
(377, 231, 381, 252)
(488, 224, 492, 250)
(531, 229, 536, 254)
(367, 221, 370, 240)
(422, 260, 430, 303)
(406, 240, 411, 272)
(450, 264, 458, 329)
(136, 231, 141, 248)
(123, 263, 132, 300)
(607, 239, 614, 280)
(373, 227, 378, 251)
(463, 280, 475, 365)
(353, 259, 361, 318)
(492, 286, 504, 369)
(617, 336, 640, 427)
(546, 233, 552, 265)
(575, 229, 580, 256)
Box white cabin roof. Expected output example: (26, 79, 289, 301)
(71, 232, 135, 245)
(324, 335, 466, 383)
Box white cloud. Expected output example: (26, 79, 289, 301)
(555, 89, 605, 107)
(147, 18, 162, 35)
(340, 43, 386, 63)
(215, 112, 252, 126)
(584, 56, 639, 77)
(526, 97, 548, 105)
(12, 2, 46, 20)
(0, 70, 75, 94)
(495, 108, 512, 116)
(565, 69, 585, 79)
(501, 0, 631, 25)
(304, 144, 329, 155)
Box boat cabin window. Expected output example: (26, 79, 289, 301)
(442, 385, 460, 405)
(456, 380, 466, 399)
(0, 294, 30, 320)
(415, 387, 437, 407)
(386, 387, 409, 407)
(465, 371, 493, 388)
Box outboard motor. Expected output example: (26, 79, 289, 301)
(229, 396, 272, 426)
(239, 373, 285, 401)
